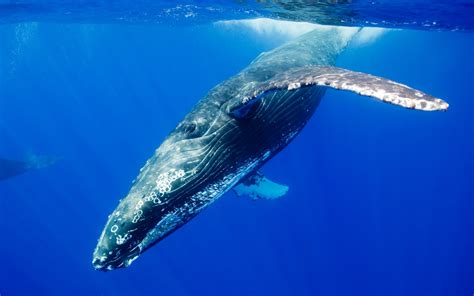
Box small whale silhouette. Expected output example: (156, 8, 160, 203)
(0, 154, 59, 181)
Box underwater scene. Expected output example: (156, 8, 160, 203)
(0, 1, 473, 295)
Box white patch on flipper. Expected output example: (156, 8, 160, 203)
(235, 66, 449, 112)
(234, 172, 289, 200)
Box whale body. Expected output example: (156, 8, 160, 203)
(92, 27, 448, 271)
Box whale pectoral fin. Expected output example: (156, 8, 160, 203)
(227, 66, 449, 118)
(233, 171, 289, 200)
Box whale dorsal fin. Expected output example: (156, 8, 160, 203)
(227, 66, 449, 118)
(233, 171, 288, 200)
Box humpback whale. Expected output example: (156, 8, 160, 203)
(0, 155, 58, 181)
(92, 27, 448, 271)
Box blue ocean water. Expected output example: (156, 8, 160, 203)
(0, 5, 473, 296)
(1, 0, 474, 31)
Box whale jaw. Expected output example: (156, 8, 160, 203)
(92, 242, 141, 272)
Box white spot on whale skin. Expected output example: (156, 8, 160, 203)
(155, 169, 186, 196)
(263, 150, 271, 160)
(116, 233, 132, 245)
(138, 159, 262, 251)
(110, 225, 118, 233)
(288, 82, 301, 90)
(124, 254, 140, 267)
(95, 256, 107, 263)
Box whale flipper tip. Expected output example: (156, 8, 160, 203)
(234, 171, 288, 200)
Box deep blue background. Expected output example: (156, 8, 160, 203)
(0, 22, 473, 296)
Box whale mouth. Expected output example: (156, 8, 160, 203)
(92, 245, 141, 271)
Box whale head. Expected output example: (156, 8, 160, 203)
(92, 104, 253, 271)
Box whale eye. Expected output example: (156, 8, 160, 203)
(183, 122, 197, 134)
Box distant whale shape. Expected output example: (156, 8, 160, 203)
(92, 27, 448, 271)
(0, 154, 58, 181)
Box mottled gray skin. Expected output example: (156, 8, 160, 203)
(92, 28, 360, 271)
